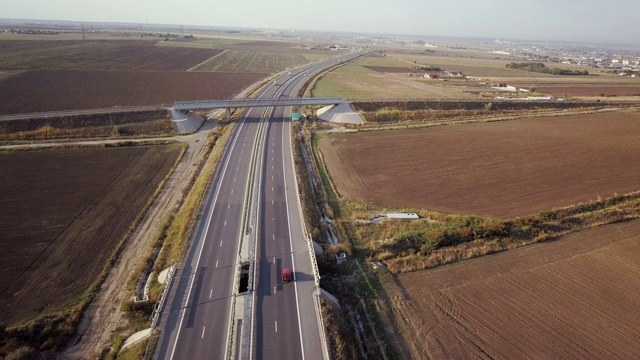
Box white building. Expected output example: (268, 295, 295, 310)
(386, 213, 420, 220)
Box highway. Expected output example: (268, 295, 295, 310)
(251, 73, 324, 360)
(154, 52, 364, 360)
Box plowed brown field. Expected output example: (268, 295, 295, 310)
(0, 144, 183, 324)
(319, 111, 640, 218)
(0, 70, 267, 114)
(0, 40, 221, 71)
(382, 219, 640, 359)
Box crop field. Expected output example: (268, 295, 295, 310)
(510, 82, 640, 97)
(190, 49, 311, 73)
(0, 70, 267, 114)
(239, 40, 299, 47)
(391, 52, 628, 81)
(0, 144, 183, 324)
(364, 66, 416, 73)
(0, 40, 222, 71)
(157, 37, 330, 57)
(389, 52, 565, 79)
(312, 52, 640, 100)
(381, 219, 640, 359)
(388, 51, 640, 99)
(311, 54, 477, 99)
(319, 111, 640, 218)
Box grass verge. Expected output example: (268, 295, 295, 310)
(297, 118, 396, 358)
(155, 123, 234, 270)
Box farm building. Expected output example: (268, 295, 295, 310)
(423, 72, 440, 79)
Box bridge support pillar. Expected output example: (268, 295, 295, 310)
(226, 108, 231, 122)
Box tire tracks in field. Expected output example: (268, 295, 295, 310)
(82, 149, 154, 287)
(186, 49, 228, 72)
(2, 151, 138, 301)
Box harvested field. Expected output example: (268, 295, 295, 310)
(0, 144, 184, 325)
(239, 40, 298, 47)
(390, 51, 640, 98)
(364, 66, 415, 73)
(312, 54, 472, 99)
(190, 49, 310, 73)
(157, 38, 330, 56)
(382, 219, 640, 359)
(513, 83, 640, 97)
(319, 111, 640, 218)
(0, 40, 222, 71)
(389, 53, 564, 78)
(0, 70, 267, 114)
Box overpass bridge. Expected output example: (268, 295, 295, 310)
(173, 97, 345, 120)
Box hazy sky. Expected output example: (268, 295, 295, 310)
(3, 0, 638, 45)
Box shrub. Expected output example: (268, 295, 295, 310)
(538, 210, 556, 221)
(5, 346, 37, 360)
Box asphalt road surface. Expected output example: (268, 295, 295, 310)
(155, 52, 365, 360)
(154, 109, 261, 359)
(252, 72, 325, 360)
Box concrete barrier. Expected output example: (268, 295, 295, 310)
(121, 328, 152, 352)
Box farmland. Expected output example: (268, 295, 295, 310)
(156, 37, 330, 59)
(190, 49, 311, 73)
(0, 143, 184, 325)
(318, 111, 640, 218)
(0, 39, 272, 114)
(0, 70, 267, 114)
(311, 54, 476, 99)
(510, 82, 640, 98)
(0, 32, 310, 356)
(388, 51, 640, 100)
(389, 51, 558, 79)
(380, 219, 640, 359)
(0, 40, 221, 71)
(311, 51, 640, 101)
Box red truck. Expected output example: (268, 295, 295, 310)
(281, 268, 293, 283)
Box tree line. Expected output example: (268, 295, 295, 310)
(506, 62, 589, 75)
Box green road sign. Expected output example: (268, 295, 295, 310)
(292, 113, 300, 121)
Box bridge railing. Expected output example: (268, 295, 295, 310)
(174, 97, 344, 111)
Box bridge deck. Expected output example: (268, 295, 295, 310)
(173, 97, 344, 110)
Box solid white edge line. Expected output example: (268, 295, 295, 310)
(282, 112, 306, 360)
(169, 116, 246, 360)
(232, 105, 266, 360)
(249, 107, 270, 360)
